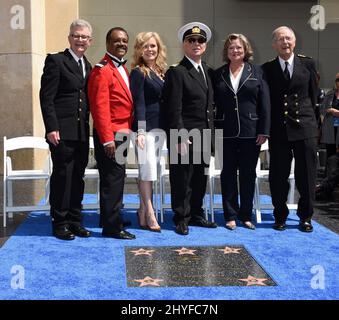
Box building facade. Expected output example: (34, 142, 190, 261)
(0, 0, 338, 173)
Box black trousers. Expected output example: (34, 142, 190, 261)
(169, 145, 210, 225)
(220, 138, 260, 222)
(49, 140, 89, 227)
(93, 130, 129, 234)
(269, 137, 317, 223)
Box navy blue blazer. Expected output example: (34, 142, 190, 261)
(214, 62, 271, 138)
(130, 67, 164, 132)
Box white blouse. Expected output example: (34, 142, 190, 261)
(230, 64, 244, 92)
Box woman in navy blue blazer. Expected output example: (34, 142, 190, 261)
(130, 32, 167, 232)
(214, 33, 271, 230)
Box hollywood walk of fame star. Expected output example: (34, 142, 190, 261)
(239, 275, 268, 286)
(217, 246, 242, 254)
(130, 248, 155, 256)
(134, 276, 164, 287)
(173, 247, 197, 255)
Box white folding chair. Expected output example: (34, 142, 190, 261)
(254, 141, 297, 223)
(3, 136, 51, 227)
(82, 136, 100, 211)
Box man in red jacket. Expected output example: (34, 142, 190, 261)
(88, 27, 135, 240)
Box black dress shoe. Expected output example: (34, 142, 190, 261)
(273, 222, 286, 231)
(69, 225, 91, 237)
(189, 218, 217, 228)
(102, 230, 136, 240)
(53, 226, 75, 240)
(175, 222, 189, 235)
(299, 221, 313, 233)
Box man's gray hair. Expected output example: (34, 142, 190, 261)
(69, 19, 93, 35)
(271, 26, 295, 42)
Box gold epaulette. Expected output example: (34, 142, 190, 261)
(297, 54, 312, 59)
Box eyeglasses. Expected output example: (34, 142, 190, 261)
(70, 34, 91, 40)
(186, 37, 206, 44)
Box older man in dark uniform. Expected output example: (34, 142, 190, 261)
(262, 26, 318, 232)
(40, 19, 92, 240)
(161, 22, 217, 235)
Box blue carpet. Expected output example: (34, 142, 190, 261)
(0, 194, 338, 300)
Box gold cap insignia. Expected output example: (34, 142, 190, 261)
(192, 26, 201, 34)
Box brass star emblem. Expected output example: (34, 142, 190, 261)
(217, 246, 242, 254)
(239, 275, 268, 286)
(134, 276, 164, 287)
(173, 247, 197, 255)
(130, 248, 155, 256)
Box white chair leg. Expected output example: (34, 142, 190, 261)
(159, 176, 164, 223)
(96, 178, 100, 214)
(44, 178, 51, 216)
(210, 177, 215, 223)
(203, 196, 208, 220)
(3, 179, 7, 228)
(8, 180, 13, 219)
(288, 179, 295, 204)
(254, 180, 262, 223)
(153, 180, 159, 222)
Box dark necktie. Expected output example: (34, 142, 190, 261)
(283, 61, 290, 81)
(78, 59, 84, 78)
(198, 65, 207, 87)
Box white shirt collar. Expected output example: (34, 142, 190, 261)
(68, 48, 83, 62)
(279, 53, 294, 70)
(106, 52, 129, 88)
(185, 55, 203, 71)
(106, 52, 126, 67)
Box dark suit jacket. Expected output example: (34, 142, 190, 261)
(214, 62, 270, 138)
(130, 67, 164, 132)
(161, 56, 214, 133)
(262, 55, 318, 141)
(40, 49, 92, 142)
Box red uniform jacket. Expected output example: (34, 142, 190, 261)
(88, 54, 133, 144)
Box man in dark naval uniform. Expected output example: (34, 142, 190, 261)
(161, 22, 217, 235)
(40, 19, 92, 240)
(262, 26, 318, 232)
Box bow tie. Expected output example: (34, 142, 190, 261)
(111, 56, 127, 67)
